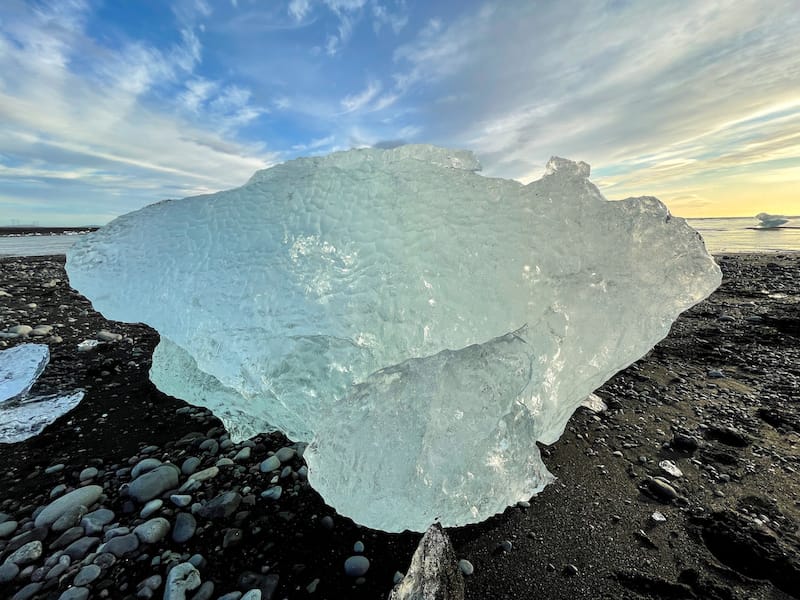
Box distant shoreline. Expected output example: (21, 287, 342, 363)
(0, 226, 98, 236)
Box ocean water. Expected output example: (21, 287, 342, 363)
(0, 233, 85, 257)
(1, 217, 799, 257)
(687, 217, 800, 253)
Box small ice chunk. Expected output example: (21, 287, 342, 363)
(0, 344, 49, 403)
(658, 460, 683, 478)
(77, 340, 100, 352)
(581, 394, 608, 413)
(0, 391, 84, 444)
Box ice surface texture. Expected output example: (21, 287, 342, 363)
(0, 343, 49, 402)
(66, 145, 721, 532)
(0, 344, 85, 443)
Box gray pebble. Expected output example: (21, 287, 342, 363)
(180, 457, 201, 476)
(260, 486, 281, 501)
(187, 466, 218, 483)
(0, 520, 18, 538)
(191, 581, 215, 600)
(58, 588, 89, 600)
(199, 439, 219, 455)
(344, 555, 370, 577)
(35, 486, 103, 529)
(170, 495, 192, 508)
(11, 582, 43, 600)
(133, 518, 171, 544)
(140, 499, 163, 518)
(98, 532, 139, 557)
(63, 537, 100, 561)
(5, 540, 43, 566)
(81, 508, 115, 535)
(353, 541, 365, 553)
(458, 559, 474, 576)
(172, 513, 196, 544)
(131, 458, 162, 479)
(0, 562, 20, 583)
(93, 553, 116, 569)
(52, 505, 87, 532)
(275, 447, 295, 462)
(233, 447, 251, 462)
(644, 477, 679, 502)
(50, 484, 67, 499)
(164, 562, 201, 600)
(45, 555, 71, 580)
(259, 456, 280, 473)
(51, 527, 84, 550)
(196, 491, 241, 520)
(128, 465, 180, 503)
(79, 467, 98, 482)
(73, 564, 101, 586)
(223, 528, 243, 548)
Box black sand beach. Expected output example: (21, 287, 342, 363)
(0, 253, 798, 600)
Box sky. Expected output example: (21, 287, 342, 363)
(0, 0, 798, 226)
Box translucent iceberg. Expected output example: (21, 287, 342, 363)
(66, 145, 721, 531)
(0, 344, 85, 444)
(755, 212, 789, 228)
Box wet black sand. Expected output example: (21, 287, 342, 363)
(0, 253, 798, 599)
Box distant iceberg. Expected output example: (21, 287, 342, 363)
(756, 212, 789, 228)
(66, 145, 721, 532)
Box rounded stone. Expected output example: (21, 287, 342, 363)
(140, 499, 163, 518)
(259, 456, 280, 473)
(79, 467, 98, 482)
(134, 518, 171, 544)
(164, 562, 201, 600)
(128, 464, 180, 503)
(344, 555, 370, 577)
(98, 532, 139, 557)
(73, 564, 102, 586)
(181, 457, 201, 476)
(5, 540, 43, 566)
(172, 512, 197, 544)
(35, 486, 103, 529)
(0, 562, 20, 583)
(58, 586, 90, 600)
(458, 559, 474, 576)
(0, 520, 18, 538)
(275, 447, 295, 462)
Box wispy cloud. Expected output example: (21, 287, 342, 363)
(288, 0, 311, 21)
(341, 80, 382, 113)
(0, 0, 274, 224)
(2, 0, 798, 224)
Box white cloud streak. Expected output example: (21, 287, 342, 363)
(0, 0, 274, 223)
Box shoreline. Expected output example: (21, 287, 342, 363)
(0, 227, 98, 237)
(0, 254, 798, 599)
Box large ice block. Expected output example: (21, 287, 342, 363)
(66, 145, 721, 531)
